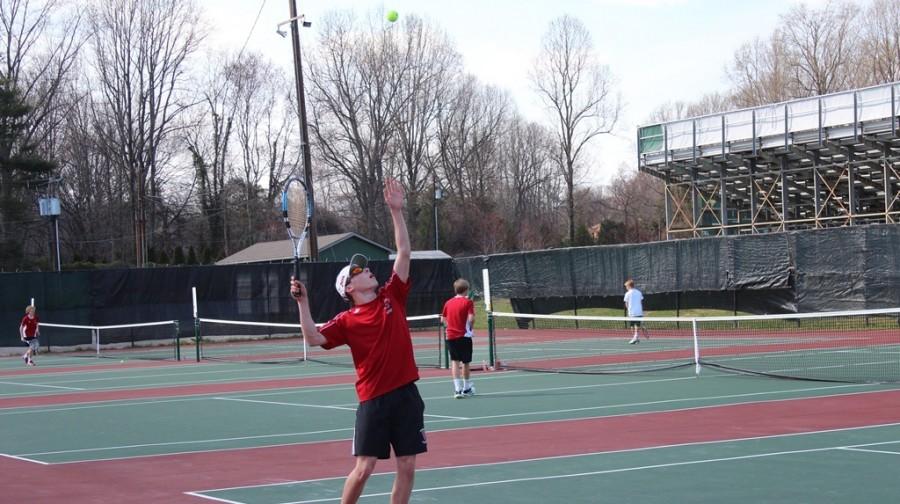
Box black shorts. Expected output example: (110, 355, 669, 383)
(446, 337, 473, 364)
(629, 318, 643, 327)
(354, 382, 427, 459)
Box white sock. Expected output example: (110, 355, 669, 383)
(453, 379, 463, 392)
(464, 380, 473, 390)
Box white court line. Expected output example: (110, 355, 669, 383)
(20, 426, 354, 457)
(213, 396, 358, 412)
(0, 381, 84, 391)
(213, 396, 469, 420)
(286, 444, 887, 504)
(450, 382, 869, 422)
(182, 492, 244, 504)
(17, 365, 352, 387)
(9, 384, 887, 462)
(0, 453, 49, 465)
(838, 446, 900, 456)
(190, 435, 900, 503)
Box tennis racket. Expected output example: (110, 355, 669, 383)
(281, 176, 314, 297)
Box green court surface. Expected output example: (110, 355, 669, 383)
(1, 353, 899, 503)
(192, 427, 900, 503)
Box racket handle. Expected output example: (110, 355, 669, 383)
(292, 259, 303, 300)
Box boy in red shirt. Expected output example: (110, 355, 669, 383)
(291, 179, 424, 504)
(20, 305, 40, 366)
(441, 278, 475, 398)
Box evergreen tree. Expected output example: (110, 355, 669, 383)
(0, 81, 56, 269)
(187, 245, 198, 265)
(173, 246, 185, 265)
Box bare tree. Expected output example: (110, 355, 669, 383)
(88, 0, 202, 266)
(182, 52, 296, 257)
(530, 15, 621, 245)
(780, 1, 860, 96)
(435, 75, 508, 253)
(497, 116, 562, 250)
(183, 55, 234, 257)
(0, 0, 83, 269)
(728, 31, 794, 107)
(307, 10, 408, 244)
(859, 0, 900, 84)
(389, 14, 460, 250)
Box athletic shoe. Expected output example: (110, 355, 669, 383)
(462, 387, 475, 397)
(26, 360, 35, 366)
(628, 335, 640, 344)
(454, 391, 464, 399)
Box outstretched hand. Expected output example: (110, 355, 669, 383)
(384, 178, 404, 212)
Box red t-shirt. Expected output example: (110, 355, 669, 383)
(20, 315, 39, 339)
(442, 296, 474, 340)
(319, 272, 419, 402)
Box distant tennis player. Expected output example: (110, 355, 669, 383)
(291, 178, 425, 504)
(20, 305, 40, 366)
(441, 278, 475, 398)
(624, 279, 648, 344)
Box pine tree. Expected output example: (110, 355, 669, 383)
(173, 247, 185, 265)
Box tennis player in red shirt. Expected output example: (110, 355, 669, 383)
(291, 178, 425, 504)
(20, 305, 40, 366)
(441, 278, 475, 398)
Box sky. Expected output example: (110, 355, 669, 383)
(200, 0, 835, 186)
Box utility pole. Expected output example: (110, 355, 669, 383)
(288, 0, 318, 260)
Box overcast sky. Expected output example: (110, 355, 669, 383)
(200, 0, 835, 186)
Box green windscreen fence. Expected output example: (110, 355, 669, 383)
(639, 124, 664, 154)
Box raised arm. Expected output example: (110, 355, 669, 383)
(385, 178, 410, 282)
(291, 278, 327, 347)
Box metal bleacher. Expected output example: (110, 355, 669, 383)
(637, 82, 900, 238)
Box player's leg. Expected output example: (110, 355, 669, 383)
(342, 455, 378, 503)
(451, 359, 463, 398)
(345, 396, 389, 502)
(628, 321, 640, 344)
(391, 455, 416, 504)
(461, 338, 474, 396)
(389, 383, 426, 503)
(448, 339, 464, 397)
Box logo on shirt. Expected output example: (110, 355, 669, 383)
(383, 298, 393, 315)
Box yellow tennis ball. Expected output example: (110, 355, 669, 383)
(386, 10, 398, 22)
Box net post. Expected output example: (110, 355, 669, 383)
(441, 320, 449, 369)
(192, 287, 201, 362)
(302, 331, 308, 363)
(692, 318, 701, 376)
(174, 320, 181, 361)
(482, 268, 495, 368)
(94, 328, 100, 358)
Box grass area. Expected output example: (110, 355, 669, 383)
(468, 297, 752, 330)
(463, 295, 900, 331)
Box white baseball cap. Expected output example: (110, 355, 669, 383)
(335, 254, 369, 300)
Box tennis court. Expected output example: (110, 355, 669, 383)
(2, 336, 900, 503)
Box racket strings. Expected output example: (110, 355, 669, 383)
(286, 184, 309, 231)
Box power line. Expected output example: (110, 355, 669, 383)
(236, 0, 267, 62)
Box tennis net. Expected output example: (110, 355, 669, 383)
(488, 307, 900, 382)
(196, 314, 444, 366)
(39, 320, 182, 360)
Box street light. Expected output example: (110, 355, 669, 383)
(276, 15, 311, 37)
(433, 185, 444, 251)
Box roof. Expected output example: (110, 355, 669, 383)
(216, 232, 392, 265)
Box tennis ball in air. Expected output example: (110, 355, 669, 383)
(386, 10, 399, 22)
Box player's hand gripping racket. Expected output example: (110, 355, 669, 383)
(282, 177, 313, 298)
